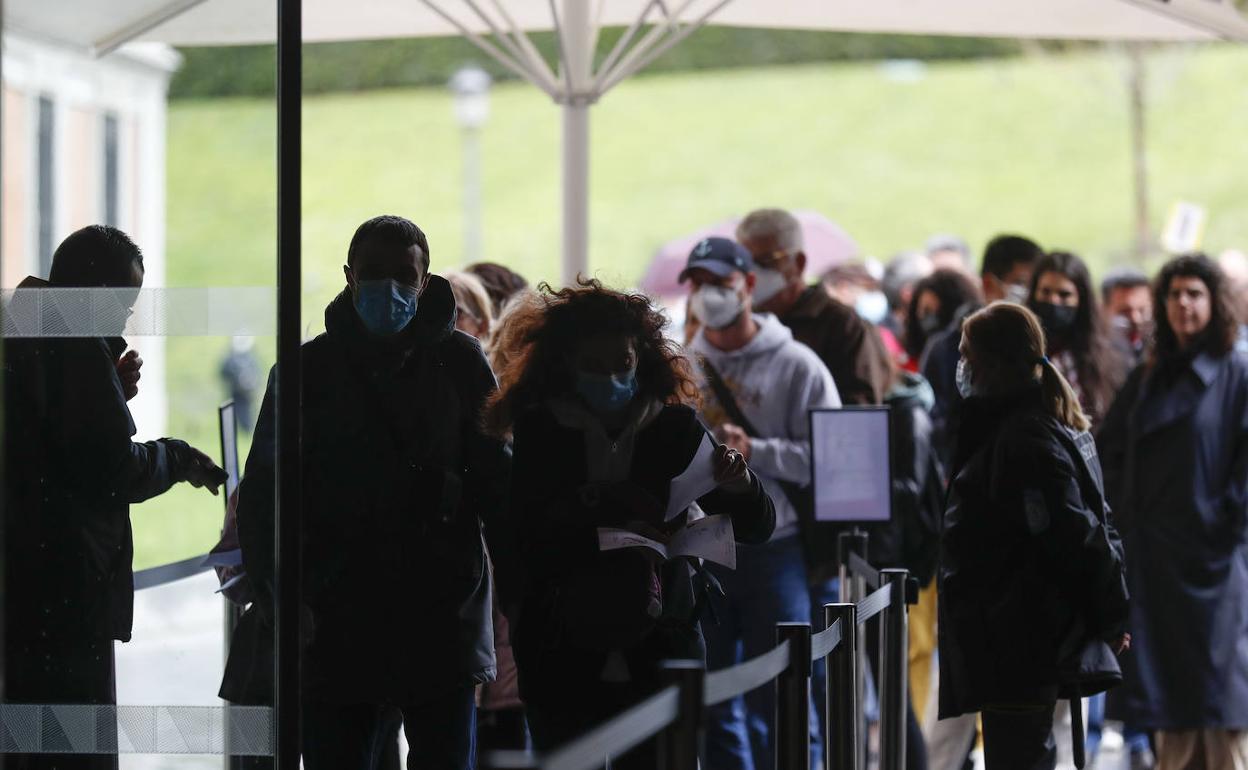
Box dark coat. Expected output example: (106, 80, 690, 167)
(938, 388, 1128, 718)
(781, 286, 894, 406)
(3, 333, 176, 699)
(920, 303, 980, 469)
(1098, 351, 1248, 728)
(228, 276, 515, 705)
(869, 372, 944, 587)
(509, 401, 775, 708)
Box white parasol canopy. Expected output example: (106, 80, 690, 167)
(9, 0, 1248, 283)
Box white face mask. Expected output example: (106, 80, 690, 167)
(752, 268, 788, 308)
(692, 284, 745, 330)
(956, 357, 975, 399)
(1004, 282, 1030, 305)
(855, 291, 890, 325)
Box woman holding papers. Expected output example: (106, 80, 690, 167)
(938, 301, 1129, 770)
(485, 280, 775, 767)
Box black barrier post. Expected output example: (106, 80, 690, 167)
(837, 529, 869, 770)
(659, 660, 704, 770)
(836, 530, 870, 603)
(879, 569, 910, 770)
(775, 623, 812, 770)
(825, 604, 859, 770)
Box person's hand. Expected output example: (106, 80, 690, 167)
(715, 423, 752, 462)
(1113, 633, 1131, 655)
(165, 439, 229, 496)
(713, 443, 751, 493)
(117, 350, 143, 401)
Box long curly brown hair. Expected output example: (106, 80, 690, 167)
(1151, 253, 1241, 368)
(484, 279, 701, 437)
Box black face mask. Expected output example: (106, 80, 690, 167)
(1034, 301, 1078, 337)
(918, 313, 943, 336)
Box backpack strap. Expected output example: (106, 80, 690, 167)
(700, 357, 763, 439)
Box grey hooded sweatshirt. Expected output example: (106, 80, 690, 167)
(691, 313, 841, 537)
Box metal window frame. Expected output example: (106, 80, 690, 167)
(275, 0, 303, 768)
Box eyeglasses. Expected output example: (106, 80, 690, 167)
(751, 250, 793, 270)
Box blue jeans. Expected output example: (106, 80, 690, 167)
(703, 535, 821, 770)
(1085, 694, 1151, 760)
(302, 686, 477, 770)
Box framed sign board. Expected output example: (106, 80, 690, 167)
(219, 401, 240, 503)
(810, 407, 892, 524)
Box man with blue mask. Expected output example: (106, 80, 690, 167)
(232, 215, 517, 770)
(736, 207, 893, 407)
(681, 237, 842, 770)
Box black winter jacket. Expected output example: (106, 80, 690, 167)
(868, 373, 944, 586)
(231, 276, 516, 704)
(4, 334, 177, 655)
(509, 400, 774, 707)
(937, 387, 1128, 717)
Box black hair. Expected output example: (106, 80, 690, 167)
(1100, 267, 1150, 304)
(1027, 251, 1126, 422)
(981, 234, 1043, 280)
(904, 268, 982, 359)
(347, 215, 430, 271)
(48, 225, 144, 288)
(1152, 253, 1239, 367)
(466, 261, 529, 316)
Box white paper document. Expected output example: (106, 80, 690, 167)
(598, 514, 737, 569)
(664, 433, 719, 521)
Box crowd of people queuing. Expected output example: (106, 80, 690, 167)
(3, 210, 1248, 770)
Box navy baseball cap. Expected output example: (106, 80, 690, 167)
(679, 237, 756, 283)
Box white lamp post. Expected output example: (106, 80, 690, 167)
(450, 65, 491, 265)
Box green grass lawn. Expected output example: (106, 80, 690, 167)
(130, 43, 1248, 568)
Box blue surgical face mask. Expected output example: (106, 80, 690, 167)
(855, 291, 890, 325)
(354, 279, 419, 337)
(575, 367, 638, 414)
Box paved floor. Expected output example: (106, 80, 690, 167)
(116, 571, 233, 770)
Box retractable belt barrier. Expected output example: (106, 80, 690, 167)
(482, 532, 913, 770)
(133, 553, 216, 591)
(15, 541, 907, 766)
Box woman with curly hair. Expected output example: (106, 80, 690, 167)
(486, 280, 775, 765)
(1098, 254, 1248, 769)
(1026, 251, 1128, 426)
(905, 268, 983, 362)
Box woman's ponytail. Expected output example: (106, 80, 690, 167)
(1038, 355, 1091, 433)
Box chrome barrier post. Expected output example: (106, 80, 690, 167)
(775, 623, 812, 770)
(659, 660, 704, 770)
(879, 569, 910, 770)
(826, 603, 859, 770)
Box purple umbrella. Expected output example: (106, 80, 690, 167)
(640, 210, 859, 299)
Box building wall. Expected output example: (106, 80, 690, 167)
(2, 34, 179, 437)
